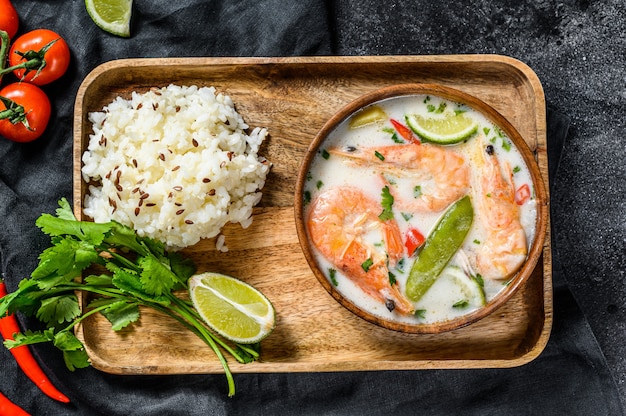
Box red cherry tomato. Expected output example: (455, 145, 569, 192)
(9, 29, 70, 85)
(0, 0, 19, 39)
(405, 227, 425, 256)
(0, 83, 51, 142)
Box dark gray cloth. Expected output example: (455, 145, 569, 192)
(0, 1, 622, 415)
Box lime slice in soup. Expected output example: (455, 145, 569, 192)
(406, 112, 478, 144)
(442, 266, 487, 307)
(349, 105, 387, 128)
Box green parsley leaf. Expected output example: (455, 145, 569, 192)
(388, 272, 396, 286)
(378, 185, 394, 221)
(3, 329, 54, 349)
(111, 266, 170, 307)
(32, 237, 99, 283)
(329, 268, 338, 286)
(99, 300, 140, 331)
(138, 255, 178, 296)
(361, 258, 374, 272)
(391, 132, 404, 143)
(53, 331, 90, 371)
(36, 294, 80, 325)
(453, 299, 469, 308)
(413, 185, 422, 199)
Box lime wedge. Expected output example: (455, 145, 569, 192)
(349, 105, 387, 128)
(442, 266, 487, 307)
(406, 112, 478, 144)
(85, 0, 132, 37)
(189, 272, 275, 344)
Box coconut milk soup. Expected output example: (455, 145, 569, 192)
(304, 94, 538, 325)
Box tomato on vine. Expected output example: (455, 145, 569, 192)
(7, 29, 70, 85)
(0, 0, 19, 39)
(0, 83, 51, 142)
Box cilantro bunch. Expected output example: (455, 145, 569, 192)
(0, 198, 259, 397)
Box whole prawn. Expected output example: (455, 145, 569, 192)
(330, 143, 469, 213)
(471, 138, 527, 280)
(306, 186, 414, 315)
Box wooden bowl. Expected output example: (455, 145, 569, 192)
(294, 83, 548, 334)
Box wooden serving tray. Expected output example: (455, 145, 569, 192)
(73, 55, 551, 375)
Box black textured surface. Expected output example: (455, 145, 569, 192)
(0, 1, 624, 414)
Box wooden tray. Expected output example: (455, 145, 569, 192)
(73, 55, 552, 375)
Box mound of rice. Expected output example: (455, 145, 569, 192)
(81, 84, 271, 250)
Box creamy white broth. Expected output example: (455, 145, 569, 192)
(304, 94, 537, 324)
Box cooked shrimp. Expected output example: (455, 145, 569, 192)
(307, 186, 414, 315)
(471, 138, 527, 280)
(330, 143, 469, 213)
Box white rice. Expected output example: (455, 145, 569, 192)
(81, 84, 271, 250)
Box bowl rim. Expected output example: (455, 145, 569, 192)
(294, 83, 548, 334)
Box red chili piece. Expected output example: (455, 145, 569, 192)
(390, 118, 420, 144)
(515, 183, 531, 205)
(0, 281, 70, 404)
(0, 390, 30, 416)
(405, 227, 426, 256)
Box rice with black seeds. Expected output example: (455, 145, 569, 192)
(81, 84, 271, 250)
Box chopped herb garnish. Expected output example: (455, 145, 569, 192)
(396, 258, 405, 273)
(413, 185, 422, 199)
(378, 186, 394, 221)
(512, 166, 521, 174)
(453, 299, 469, 308)
(316, 180, 324, 190)
(502, 140, 511, 152)
(303, 190, 311, 205)
(329, 268, 338, 286)
(474, 273, 484, 287)
(374, 150, 385, 161)
(414, 309, 426, 319)
(434, 102, 447, 113)
(388, 272, 397, 286)
(401, 212, 413, 222)
(426, 104, 436, 112)
(361, 258, 374, 272)
(391, 132, 404, 143)
(473, 239, 481, 244)
(483, 127, 491, 136)
(306, 171, 313, 181)
(321, 149, 330, 159)
(423, 96, 431, 103)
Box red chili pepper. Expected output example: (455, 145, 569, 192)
(0, 281, 70, 404)
(0, 390, 30, 416)
(405, 227, 425, 256)
(515, 183, 531, 205)
(390, 118, 420, 144)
